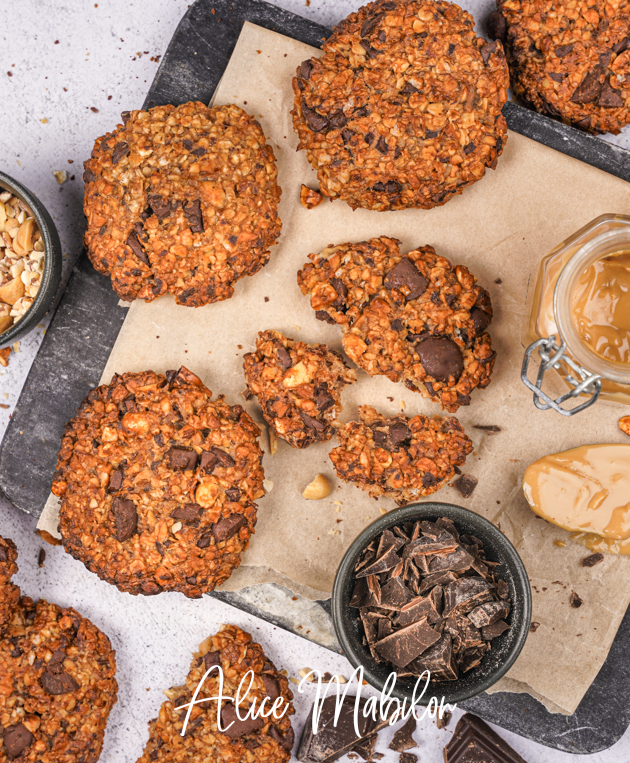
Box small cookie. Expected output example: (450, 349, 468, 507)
(136, 624, 294, 763)
(243, 330, 356, 449)
(490, 0, 630, 134)
(83, 102, 282, 305)
(329, 405, 473, 504)
(298, 236, 496, 412)
(0, 536, 117, 763)
(292, 0, 508, 210)
(52, 367, 265, 598)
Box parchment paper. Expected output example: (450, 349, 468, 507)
(39, 22, 630, 714)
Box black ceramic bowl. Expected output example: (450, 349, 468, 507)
(332, 502, 531, 705)
(0, 170, 62, 348)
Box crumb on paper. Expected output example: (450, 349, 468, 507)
(529, 622, 540, 632)
(619, 415, 630, 437)
(37, 548, 46, 567)
(570, 592, 583, 608)
(263, 479, 274, 493)
(52, 170, 67, 184)
(302, 473, 331, 500)
(0, 348, 11, 367)
(300, 184, 323, 209)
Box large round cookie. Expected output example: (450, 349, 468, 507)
(137, 625, 294, 763)
(489, 0, 630, 134)
(298, 236, 496, 412)
(83, 102, 282, 305)
(52, 367, 265, 597)
(292, 0, 509, 211)
(0, 537, 118, 763)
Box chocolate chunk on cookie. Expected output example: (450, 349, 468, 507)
(0, 536, 117, 763)
(329, 405, 473, 504)
(292, 0, 508, 210)
(243, 330, 356, 449)
(492, 0, 630, 134)
(52, 368, 265, 597)
(298, 236, 496, 412)
(83, 102, 282, 305)
(136, 625, 294, 763)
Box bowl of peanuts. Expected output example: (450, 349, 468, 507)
(0, 170, 62, 347)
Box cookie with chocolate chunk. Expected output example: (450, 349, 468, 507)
(329, 405, 473, 504)
(490, 0, 630, 134)
(243, 330, 357, 449)
(297, 236, 496, 412)
(292, 0, 508, 211)
(83, 101, 281, 305)
(0, 536, 117, 763)
(52, 367, 265, 598)
(136, 624, 294, 763)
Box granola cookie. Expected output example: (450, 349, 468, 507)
(297, 236, 496, 412)
(52, 367, 265, 598)
(243, 330, 357, 449)
(0, 537, 19, 630)
(292, 0, 509, 211)
(329, 405, 473, 504)
(489, 0, 630, 134)
(0, 536, 117, 763)
(136, 624, 294, 763)
(83, 101, 282, 305)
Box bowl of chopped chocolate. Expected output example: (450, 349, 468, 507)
(332, 502, 531, 704)
(0, 170, 62, 347)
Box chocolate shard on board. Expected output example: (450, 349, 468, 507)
(350, 577, 369, 608)
(444, 713, 528, 763)
(481, 619, 510, 640)
(356, 545, 401, 578)
(388, 715, 417, 752)
(443, 577, 495, 617)
(374, 618, 440, 668)
(296, 695, 389, 763)
(352, 732, 378, 761)
(408, 634, 459, 681)
(399, 754, 417, 763)
(467, 600, 510, 628)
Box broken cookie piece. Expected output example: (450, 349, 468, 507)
(329, 405, 472, 505)
(137, 625, 294, 763)
(244, 330, 356, 448)
(300, 185, 324, 209)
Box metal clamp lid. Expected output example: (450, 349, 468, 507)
(521, 336, 602, 416)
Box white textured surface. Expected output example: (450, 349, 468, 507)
(1, 1, 630, 761)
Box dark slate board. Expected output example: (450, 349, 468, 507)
(1, 0, 630, 753)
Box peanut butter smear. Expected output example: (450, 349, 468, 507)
(523, 444, 630, 555)
(572, 251, 630, 364)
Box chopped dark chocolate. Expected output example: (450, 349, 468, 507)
(399, 754, 417, 763)
(467, 600, 510, 628)
(436, 710, 452, 729)
(472, 425, 501, 434)
(529, 622, 540, 633)
(444, 713, 527, 763)
(481, 620, 510, 640)
(452, 474, 478, 498)
(581, 553, 604, 568)
(374, 618, 440, 668)
(570, 592, 583, 608)
(388, 715, 417, 752)
(352, 517, 511, 681)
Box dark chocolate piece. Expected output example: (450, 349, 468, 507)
(374, 618, 440, 668)
(221, 702, 264, 738)
(452, 474, 478, 498)
(467, 600, 510, 628)
(388, 715, 416, 752)
(409, 634, 458, 681)
(167, 446, 198, 471)
(111, 497, 137, 542)
(443, 577, 494, 616)
(356, 545, 401, 578)
(436, 710, 452, 729)
(296, 695, 389, 763)
(472, 425, 501, 435)
(481, 620, 510, 640)
(570, 592, 583, 608)
(443, 713, 527, 762)
(384, 259, 428, 301)
(399, 755, 417, 763)
(212, 514, 247, 542)
(581, 553, 604, 567)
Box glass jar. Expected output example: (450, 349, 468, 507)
(522, 214, 630, 415)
